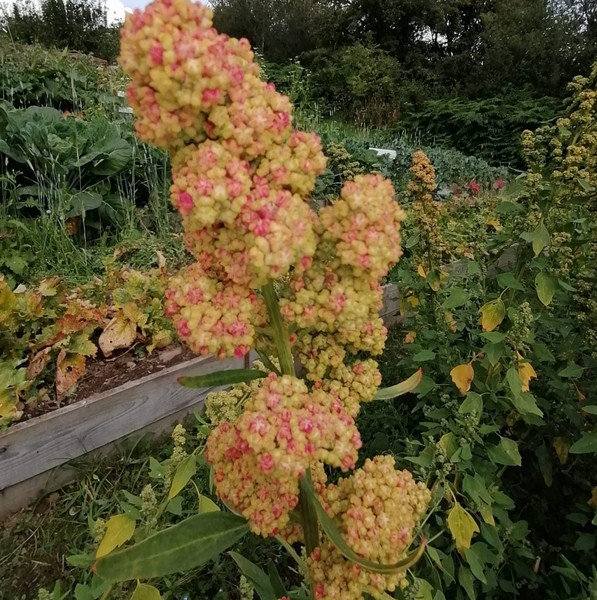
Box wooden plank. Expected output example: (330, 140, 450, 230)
(381, 282, 402, 328)
(0, 353, 251, 493)
(0, 285, 400, 518)
(0, 394, 224, 520)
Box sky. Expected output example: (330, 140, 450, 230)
(0, 0, 137, 24)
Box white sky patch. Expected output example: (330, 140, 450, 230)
(0, 0, 132, 24)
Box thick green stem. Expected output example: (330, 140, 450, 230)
(262, 281, 295, 376)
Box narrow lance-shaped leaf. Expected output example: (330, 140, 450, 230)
(229, 552, 277, 600)
(373, 369, 423, 401)
(298, 474, 320, 556)
(267, 562, 287, 599)
(301, 473, 426, 574)
(178, 369, 268, 389)
(95, 512, 250, 582)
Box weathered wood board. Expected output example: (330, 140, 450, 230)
(0, 284, 401, 519)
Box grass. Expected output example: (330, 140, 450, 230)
(0, 422, 298, 600)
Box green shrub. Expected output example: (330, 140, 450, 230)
(400, 93, 561, 166)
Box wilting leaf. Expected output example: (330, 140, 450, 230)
(479, 299, 505, 332)
(56, 350, 86, 400)
(451, 363, 474, 395)
(27, 347, 53, 380)
(373, 369, 422, 400)
(517, 355, 537, 392)
(96, 514, 136, 558)
(448, 503, 479, 552)
(99, 316, 137, 357)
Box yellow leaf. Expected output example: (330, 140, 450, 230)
(479, 503, 495, 526)
(479, 299, 505, 332)
(517, 358, 537, 393)
(99, 316, 137, 357)
(0, 387, 20, 420)
(553, 437, 570, 465)
(131, 582, 162, 600)
(27, 347, 53, 380)
(445, 312, 457, 333)
(96, 514, 136, 558)
(405, 331, 417, 344)
(417, 264, 428, 278)
(588, 487, 597, 510)
(198, 495, 221, 514)
(574, 382, 586, 402)
(451, 363, 475, 395)
(407, 296, 420, 308)
(447, 503, 479, 553)
(486, 217, 503, 231)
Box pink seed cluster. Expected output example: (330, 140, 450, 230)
(120, 0, 327, 292)
(165, 263, 265, 358)
(205, 374, 362, 536)
(321, 360, 382, 418)
(309, 456, 431, 600)
(280, 175, 403, 355)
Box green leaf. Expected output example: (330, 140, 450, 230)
(558, 363, 585, 378)
(558, 279, 577, 292)
(66, 191, 103, 219)
(131, 583, 162, 600)
(574, 533, 596, 551)
(535, 444, 553, 487)
(5, 255, 27, 275)
(512, 393, 544, 418)
(299, 474, 320, 555)
(458, 566, 476, 600)
(167, 497, 183, 516)
(499, 179, 526, 200)
(301, 473, 425, 574)
(373, 369, 422, 400)
(198, 495, 220, 514)
(267, 563, 287, 599)
(464, 547, 487, 584)
(569, 434, 597, 454)
(506, 367, 523, 397)
(443, 288, 470, 309)
(413, 350, 436, 362)
(576, 177, 595, 193)
(530, 222, 551, 256)
(459, 392, 483, 416)
(96, 514, 136, 558)
(535, 272, 557, 306)
(229, 552, 277, 600)
(495, 201, 523, 214)
(178, 369, 268, 389)
(90, 138, 132, 176)
(480, 332, 505, 344)
(66, 554, 94, 568)
(582, 405, 597, 415)
(95, 513, 250, 582)
(497, 272, 524, 291)
(498, 438, 522, 466)
(74, 584, 94, 600)
(168, 455, 196, 500)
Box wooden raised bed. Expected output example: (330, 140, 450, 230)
(0, 284, 401, 520)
